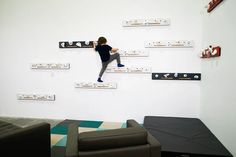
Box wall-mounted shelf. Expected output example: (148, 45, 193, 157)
(17, 94, 55, 101)
(118, 50, 149, 57)
(31, 63, 70, 70)
(106, 67, 151, 73)
(200, 46, 221, 58)
(123, 18, 170, 27)
(145, 40, 194, 48)
(75, 82, 117, 89)
(152, 73, 201, 81)
(59, 41, 94, 48)
(207, 0, 223, 13)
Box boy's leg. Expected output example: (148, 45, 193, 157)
(109, 53, 124, 67)
(99, 62, 109, 78)
(99, 53, 121, 78)
(109, 53, 121, 64)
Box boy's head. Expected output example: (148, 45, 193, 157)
(98, 37, 107, 45)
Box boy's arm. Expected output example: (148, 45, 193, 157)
(93, 41, 97, 51)
(111, 48, 119, 53)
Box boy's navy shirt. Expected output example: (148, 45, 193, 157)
(95, 44, 112, 62)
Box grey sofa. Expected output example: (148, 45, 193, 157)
(0, 120, 51, 157)
(66, 119, 161, 157)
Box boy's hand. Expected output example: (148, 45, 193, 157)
(93, 41, 97, 47)
(93, 41, 97, 51)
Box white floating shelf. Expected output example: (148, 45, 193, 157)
(123, 18, 170, 27)
(145, 40, 194, 48)
(75, 82, 117, 89)
(17, 94, 55, 101)
(106, 67, 152, 73)
(31, 63, 70, 70)
(119, 50, 149, 57)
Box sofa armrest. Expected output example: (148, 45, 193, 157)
(147, 132, 161, 157)
(127, 119, 141, 127)
(0, 122, 51, 157)
(66, 123, 79, 157)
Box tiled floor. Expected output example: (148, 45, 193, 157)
(0, 116, 63, 128)
(50, 119, 126, 147)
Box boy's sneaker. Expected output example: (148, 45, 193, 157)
(117, 63, 125, 67)
(97, 78, 103, 82)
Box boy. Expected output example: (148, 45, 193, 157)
(95, 37, 124, 82)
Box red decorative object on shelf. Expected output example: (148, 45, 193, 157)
(200, 45, 221, 58)
(207, 0, 223, 13)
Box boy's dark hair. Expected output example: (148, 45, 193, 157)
(97, 37, 107, 45)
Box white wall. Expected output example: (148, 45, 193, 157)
(201, 0, 236, 156)
(0, 0, 202, 122)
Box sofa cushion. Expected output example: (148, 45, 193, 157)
(0, 120, 20, 136)
(78, 127, 147, 151)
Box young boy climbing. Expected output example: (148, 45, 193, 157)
(95, 37, 124, 82)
